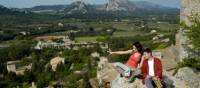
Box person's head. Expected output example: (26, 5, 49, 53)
(133, 41, 143, 55)
(143, 48, 153, 59)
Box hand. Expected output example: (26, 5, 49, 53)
(142, 55, 147, 60)
(107, 51, 112, 54)
(153, 77, 158, 80)
(141, 56, 146, 60)
(107, 48, 113, 54)
(146, 75, 151, 79)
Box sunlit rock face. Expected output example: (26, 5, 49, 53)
(181, 0, 200, 25)
(65, 1, 88, 14)
(177, 2, 200, 88)
(105, 0, 133, 11)
(177, 0, 200, 60)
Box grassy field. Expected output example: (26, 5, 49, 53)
(75, 36, 104, 42)
(66, 22, 112, 29)
(66, 21, 138, 31)
(113, 31, 138, 37)
(75, 31, 143, 42)
(112, 22, 138, 31)
(36, 21, 177, 44)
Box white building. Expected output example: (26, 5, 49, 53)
(7, 61, 32, 75)
(7, 61, 20, 73)
(50, 57, 65, 71)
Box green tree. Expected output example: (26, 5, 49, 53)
(181, 14, 200, 49)
(174, 14, 200, 73)
(31, 52, 38, 61)
(23, 70, 36, 83)
(56, 63, 65, 72)
(0, 63, 7, 74)
(36, 73, 52, 88)
(7, 42, 31, 61)
(46, 64, 52, 72)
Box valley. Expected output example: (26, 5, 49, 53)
(0, 0, 185, 88)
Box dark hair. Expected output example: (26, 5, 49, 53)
(133, 41, 143, 55)
(144, 48, 152, 55)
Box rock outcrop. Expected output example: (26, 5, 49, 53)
(181, 0, 200, 25)
(65, 1, 88, 14)
(111, 75, 146, 88)
(105, 0, 133, 11)
(175, 67, 200, 88)
(96, 56, 194, 88)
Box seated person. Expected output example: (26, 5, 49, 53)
(109, 42, 144, 78)
(141, 48, 163, 88)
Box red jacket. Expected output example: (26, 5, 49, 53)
(141, 57, 163, 79)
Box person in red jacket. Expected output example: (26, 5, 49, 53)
(141, 48, 163, 88)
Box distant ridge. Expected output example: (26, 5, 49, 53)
(0, 0, 180, 16)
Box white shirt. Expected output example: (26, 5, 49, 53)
(148, 58, 155, 76)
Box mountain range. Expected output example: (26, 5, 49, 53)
(0, 5, 12, 14)
(0, 0, 179, 16)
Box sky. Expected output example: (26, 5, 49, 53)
(0, 0, 180, 8)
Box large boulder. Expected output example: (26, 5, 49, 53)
(175, 67, 200, 88)
(111, 75, 146, 88)
(163, 71, 187, 88)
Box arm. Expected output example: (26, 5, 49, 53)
(155, 59, 163, 79)
(141, 60, 148, 79)
(109, 50, 133, 55)
(157, 60, 163, 79)
(138, 56, 145, 68)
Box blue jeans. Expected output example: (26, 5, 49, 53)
(145, 77, 174, 88)
(145, 77, 155, 88)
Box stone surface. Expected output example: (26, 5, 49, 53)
(66, 1, 88, 14)
(163, 71, 187, 88)
(96, 56, 200, 88)
(176, 2, 200, 87)
(175, 67, 200, 88)
(181, 0, 200, 25)
(111, 75, 146, 88)
(106, 0, 131, 11)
